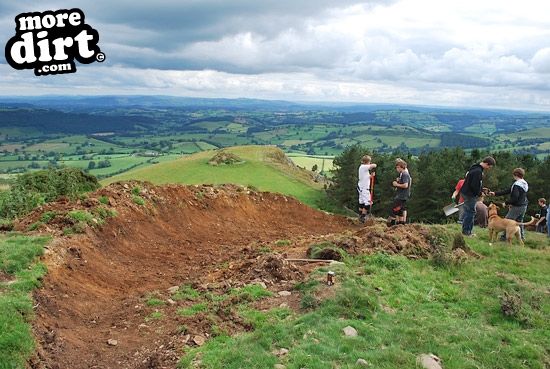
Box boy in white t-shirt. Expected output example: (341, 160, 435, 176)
(357, 155, 377, 223)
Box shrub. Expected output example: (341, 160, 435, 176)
(0, 168, 99, 220)
(68, 210, 94, 224)
(98, 196, 109, 205)
(133, 195, 145, 206)
(39, 211, 57, 223)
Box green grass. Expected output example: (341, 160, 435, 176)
(103, 146, 325, 207)
(177, 303, 208, 317)
(67, 210, 94, 224)
(179, 227, 549, 369)
(0, 235, 50, 369)
(172, 285, 201, 301)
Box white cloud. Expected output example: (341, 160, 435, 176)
(1, 0, 550, 110)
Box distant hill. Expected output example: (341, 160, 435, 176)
(103, 145, 326, 207)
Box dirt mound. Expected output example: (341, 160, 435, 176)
(26, 181, 351, 369)
(208, 150, 244, 165)
(216, 253, 304, 287)
(288, 220, 473, 261)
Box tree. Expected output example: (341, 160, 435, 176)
(312, 164, 318, 172)
(88, 161, 96, 169)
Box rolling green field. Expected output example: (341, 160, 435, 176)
(104, 146, 325, 207)
(287, 153, 334, 173)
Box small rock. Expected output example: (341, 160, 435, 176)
(138, 324, 147, 329)
(168, 286, 179, 294)
(279, 303, 288, 308)
(107, 339, 118, 346)
(193, 335, 206, 346)
(278, 291, 292, 297)
(182, 334, 191, 344)
(167, 298, 176, 305)
(343, 326, 358, 337)
(356, 358, 370, 366)
(417, 354, 443, 369)
(272, 348, 289, 356)
(274, 365, 286, 369)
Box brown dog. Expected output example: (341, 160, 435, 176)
(487, 203, 535, 246)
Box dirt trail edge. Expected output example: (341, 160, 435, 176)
(24, 182, 352, 369)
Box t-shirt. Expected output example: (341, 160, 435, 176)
(358, 164, 374, 189)
(538, 205, 548, 226)
(395, 170, 411, 200)
(475, 201, 488, 227)
(455, 179, 465, 203)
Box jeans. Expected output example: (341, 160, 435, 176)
(500, 204, 528, 240)
(547, 209, 550, 237)
(461, 195, 477, 235)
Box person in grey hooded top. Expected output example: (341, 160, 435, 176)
(489, 168, 529, 240)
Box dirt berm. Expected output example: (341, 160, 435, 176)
(18, 182, 470, 369)
(22, 182, 352, 369)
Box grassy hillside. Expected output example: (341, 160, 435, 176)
(180, 226, 550, 369)
(103, 146, 325, 207)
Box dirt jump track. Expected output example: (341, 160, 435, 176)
(18, 182, 353, 369)
(14, 181, 467, 368)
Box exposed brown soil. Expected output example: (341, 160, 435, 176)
(18, 182, 471, 369)
(25, 182, 352, 369)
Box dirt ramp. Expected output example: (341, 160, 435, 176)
(30, 182, 351, 369)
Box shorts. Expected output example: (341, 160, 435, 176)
(391, 199, 407, 216)
(357, 186, 371, 205)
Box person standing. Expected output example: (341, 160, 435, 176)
(547, 204, 550, 238)
(451, 178, 465, 223)
(460, 156, 496, 236)
(388, 158, 410, 226)
(489, 168, 529, 241)
(357, 155, 377, 223)
(535, 198, 547, 233)
(475, 195, 488, 227)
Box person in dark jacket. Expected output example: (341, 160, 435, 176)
(489, 167, 529, 240)
(535, 198, 547, 233)
(460, 156, 496, 236)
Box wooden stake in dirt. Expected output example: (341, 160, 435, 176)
(285, 258, 335, 263)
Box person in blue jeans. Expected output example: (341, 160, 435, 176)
(489, 168, 529, 241)
(460, 156, 496, 236)
(547, 205, 550, 238)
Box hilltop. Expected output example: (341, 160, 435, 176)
(102, 146, 326, 207)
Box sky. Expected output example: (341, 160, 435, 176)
(1, 0, 550, 111)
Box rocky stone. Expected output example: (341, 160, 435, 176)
(278, 290, 292, 297)
(107, 339, 118, 346)
(193, 335, 206, 346)
(343, 326, 358, 337)
(168, 286, 179, 294)
(274, 365, 286, 369)
(272, 348, 289, 356)
(417, 354, 443, 369)
(356, 358, 370, 366)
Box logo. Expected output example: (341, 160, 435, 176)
(5, 8, 104, 76)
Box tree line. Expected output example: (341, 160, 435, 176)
(326, 145, 550, 223)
